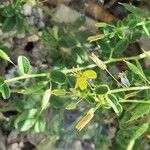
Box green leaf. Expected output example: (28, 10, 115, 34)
(86, 95, 95, 104)
(131, 123, 148, 140)
(34, 116, 46, 133)
(95, 85, 109, 95)
(18, 56, 31, 75)
(24, 81, 48, 94)
(143, 24, 150, 36)
(52, 89, 66, 96)
(73, 16, 86, 28)
(58, 36, 76, 48)
(105, 94, 122, 116)
(0, 49, 15, 65)
(127, 104, 150, 122)
(42, 27, 58, 47)
(0, 78, 10, 99)
(2, 17, 15, 32)
(50, 70, 67, 84)
(129, 30, 142, 43)
(50, 95, 65, 109)
(15, 109, 38, 131)
(124, 61, 143, 76)
(97, 40, 112, 53)
(0, 49, 10, 62)
(66, 102, 77, 110)
(72, 47, 88, 64)
(115, 38, 129, 52)
(16, 16, 24, 32)
(120, 3, 145, 17)
(41, 89, 51, 111)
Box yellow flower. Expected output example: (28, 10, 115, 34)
(75, 70, 97, 90)
(75, 109, 94, 131)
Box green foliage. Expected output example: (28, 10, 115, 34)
(0, 0, 25, 32)
(50, 70, 67, 84)
(18, 56, 31, 75)
(0, 78, 10, 99)
(0, 1, 150, 149)
(105, 94, 123, 116)
(14, 108, 38, 131)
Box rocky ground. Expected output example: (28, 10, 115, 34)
(0, 0, 150, 150)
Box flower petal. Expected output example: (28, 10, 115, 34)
(83, 70, 97, 79)
(76, 76, 87, 90)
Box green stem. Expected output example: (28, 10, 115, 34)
(106, 69, 123, 87)
(5, 73, 49, 83)
(63, 53, 147, 73)
(120, 100, 150, 104)
(110, 86, 150, 93)
(127, 140, 135, 150)
(105, 53, 147, 64)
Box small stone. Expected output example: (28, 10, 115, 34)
(7, 130, 19, 144)
(19, 142, 24, 148)
(27, 16, 35, 25)
(22, 3, 32, 16)
(38, 21, 45, 29)
(27, 35, 39, 42)
(37, 8, 43, 19)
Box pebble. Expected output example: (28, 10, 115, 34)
(22, 3, 32, 16)
(7, 130, 19, 144)
(38, 21, 45, 29)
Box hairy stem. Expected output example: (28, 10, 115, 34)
(110, 86, 150, 93)
(5, 73, 49, 83)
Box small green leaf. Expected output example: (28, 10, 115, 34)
(125, 61, 143, 75)
(115, 38, 129, 52)
(0, 49, 15, 65)
(124, 61, 147, 82)
(24, 81, 48, 94)
(50, 70, 67, 84)
(18, 56, 31, 75)
(16, 16, 24, 32)
(58, 36, 76, 48)
(131, 123, 148, 140)
(15, 109, 38, 131)
(66, 102, 77, 110)
(143, 24, 150, 36)
(41, 89, 51, 111)
(95, 85, 109, 95)
(86, 95, 95, 104)
(0, 49, 10, 61)
(97, 40, 112, 53)
(127, 104, 150, 122)
(52, 89, 66, 96)
(105, 94, 122, 116)
(34, 116, 46, 133)
(2, 17, 15, 32)
(50, 95, 65, 109)
(0, 78, 10, 99)
(73, 16, 86, 28)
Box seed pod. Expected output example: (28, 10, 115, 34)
(89, 53, 107, 70)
